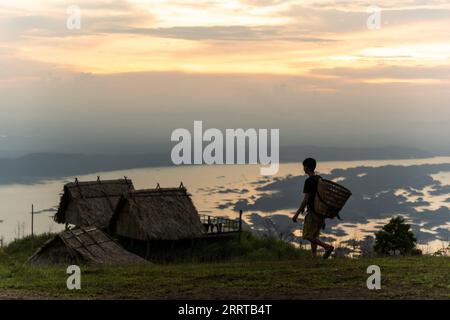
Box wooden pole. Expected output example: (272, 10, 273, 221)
(238, 210, 243, 243)
(31, 204, 34, 237)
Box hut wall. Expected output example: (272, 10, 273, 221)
(54, 179, 134, 228)
(116, 236, 195, 262)
(64, 201, 82, 227)
(27, 227, 146, 266)
(114, 205, 145, 240)
(113, 194, 204, 241)
(28, 239, 77, 265)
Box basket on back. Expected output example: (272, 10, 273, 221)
(314, 179, 352, 219)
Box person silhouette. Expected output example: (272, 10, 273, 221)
(292, 158, 334, 259)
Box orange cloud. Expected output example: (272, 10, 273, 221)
(1, 0, 449, 85)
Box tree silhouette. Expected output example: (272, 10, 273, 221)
(374, 216, 419, 255)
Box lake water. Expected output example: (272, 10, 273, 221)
(0, 157, 449, 253)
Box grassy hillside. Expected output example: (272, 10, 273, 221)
(0, 233, 448, 299)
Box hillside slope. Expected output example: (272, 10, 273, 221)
(0, 234, 448, 299)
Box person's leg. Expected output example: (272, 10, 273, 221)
(310, 242, 318, 257)
(313, 239, 333, 250)
(306, 238, 330, 249)
(313, 238, 335, 259)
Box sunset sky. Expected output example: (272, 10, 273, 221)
(1, 0, 450, 155)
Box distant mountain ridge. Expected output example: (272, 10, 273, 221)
(279, 145, 434, 162)
(0, 146, 436, 185)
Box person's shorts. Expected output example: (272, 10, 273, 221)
(302, 211, 325, 240)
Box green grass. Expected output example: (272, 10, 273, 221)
(0, 233, 55, 267)
(131, 232, 311, 264)
(0, 233, 448, 299)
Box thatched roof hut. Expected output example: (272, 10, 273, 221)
(26, 227, 146, 265)
(54, 178, 134, 228)
(109, 186, 205, 241)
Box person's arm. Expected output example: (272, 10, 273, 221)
(292, 193, 310, 222)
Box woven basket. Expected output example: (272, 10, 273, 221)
(314, 179, 352, 219)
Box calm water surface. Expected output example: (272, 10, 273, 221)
(1, 157, 449, 253)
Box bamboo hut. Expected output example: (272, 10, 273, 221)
(26, 227, 146, 265)
(109, 185, 204, 242)
(54, 177, 134, 228)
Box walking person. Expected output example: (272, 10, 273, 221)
(292, 158, 334, 259)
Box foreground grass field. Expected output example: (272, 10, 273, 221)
(0, 233, 448, 299)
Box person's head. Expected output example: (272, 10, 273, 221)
(302, 158, 317, 175)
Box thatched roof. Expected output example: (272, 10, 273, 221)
(26, 227, 146, 265)
(54, 178, 134, 228)
(110, 186, 204, 241)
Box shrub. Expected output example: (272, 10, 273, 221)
(374, 216, 419, 256)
